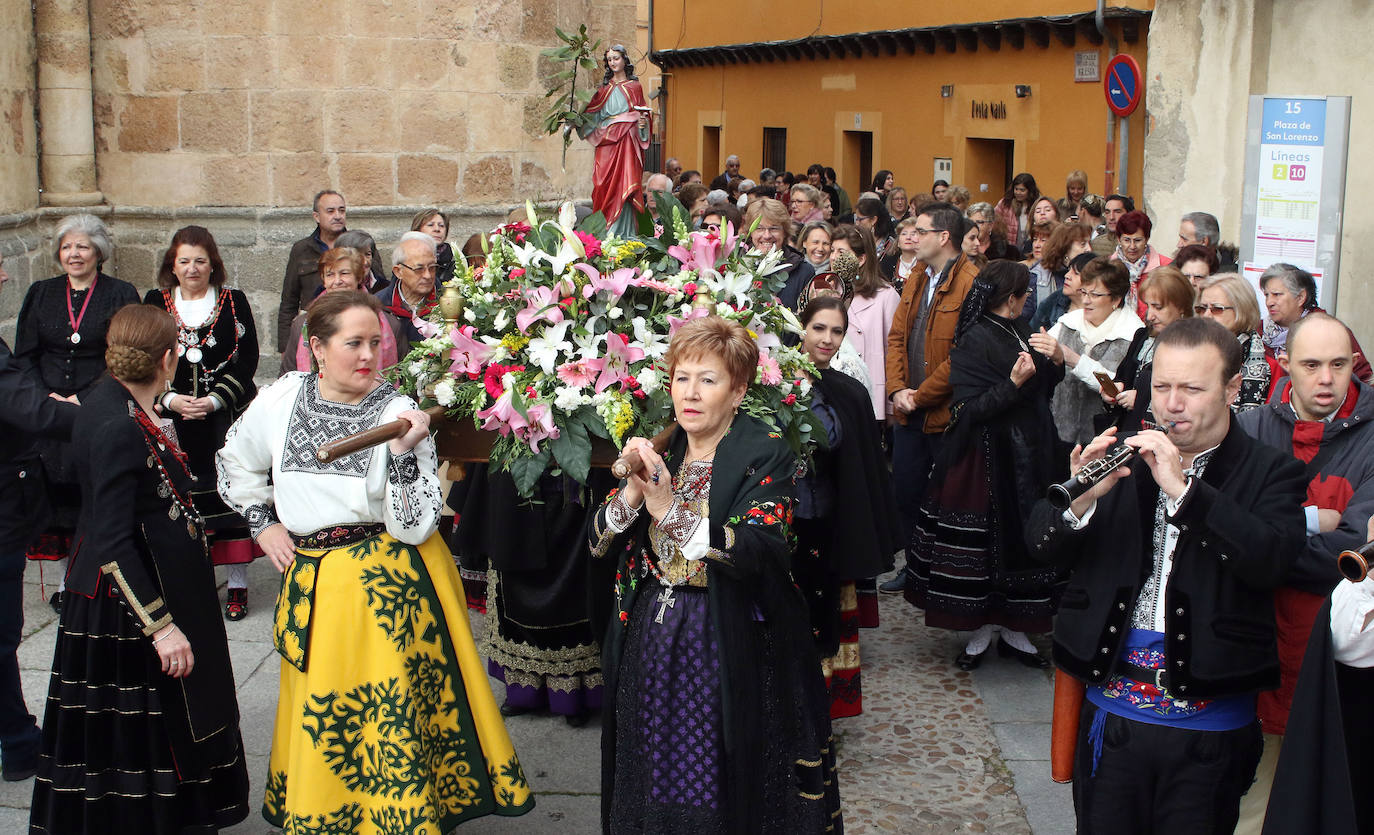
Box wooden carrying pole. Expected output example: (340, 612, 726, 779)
(609, 423, 678, 478)
(1051, 669, 1085, 783)
(316, 405, 448, 464)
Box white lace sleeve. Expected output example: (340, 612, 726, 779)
(384, 431, 442, 545)
(216, 382, 283, 539)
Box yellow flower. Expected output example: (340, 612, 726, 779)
(500, 332, 529, 352)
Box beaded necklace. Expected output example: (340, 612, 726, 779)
(162, 287, 244, 388)
(130, 401, 203, 537)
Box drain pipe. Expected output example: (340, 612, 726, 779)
(1093, 0, 1126, 195)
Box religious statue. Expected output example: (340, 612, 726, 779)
(577, 45, 651, 236)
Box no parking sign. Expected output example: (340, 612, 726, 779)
(1103, 54, 1142, 118)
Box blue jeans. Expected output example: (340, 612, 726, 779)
(890, 415, 943, 548)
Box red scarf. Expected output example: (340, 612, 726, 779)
(380, 284, 437, 322)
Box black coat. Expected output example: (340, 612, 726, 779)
(591, 413, 835, 833)
(15, 273, 141, 397)
(1025, 416, 1308, 699)
(1263, 597, 1374, 835)
(0, 338, 77, 546)
(65, 377, 239, 743)
(808, 368, 901, 579)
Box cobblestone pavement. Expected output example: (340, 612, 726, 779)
(0, 560, 1073, 834)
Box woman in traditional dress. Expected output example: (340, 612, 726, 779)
(142, 226, 261, 621)
(279, 246, 402, 377)
(16, 214, 140, 611)
(579, 44, 651, 237)
(906, 261, 1066, 671)
(450, 465, 617, 727)
(793, 296, 900, 717)
(30, 304, 249, 833)
(216, 290, 533, 832)
(590, 316, 841, 833)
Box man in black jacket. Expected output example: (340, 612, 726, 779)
(1027, 317, 1307, 833)
(275, 189, 385, 349)
(0, 254, 78, 781)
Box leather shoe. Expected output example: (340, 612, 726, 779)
(879, 573, 907, 594)
(499, 702, 534, 717)
(998, 637, 1050, 669)
(48, 592, 62, 615)
(955, 649, 985, 671)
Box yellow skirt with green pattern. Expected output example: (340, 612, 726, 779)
(263, 527, 534, 834)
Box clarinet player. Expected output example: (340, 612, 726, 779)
(1024, 317, 1307, 835)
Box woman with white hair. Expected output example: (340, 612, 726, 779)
(16, 214, 140, 611)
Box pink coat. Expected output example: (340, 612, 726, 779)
(845, 285, 901, 419)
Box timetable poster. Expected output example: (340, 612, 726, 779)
(1252, 97, 1327, 272)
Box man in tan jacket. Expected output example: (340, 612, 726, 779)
(880, 202, 980, 593)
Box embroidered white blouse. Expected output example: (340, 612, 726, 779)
(216, 371, 442, 545)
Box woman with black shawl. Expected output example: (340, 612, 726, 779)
(905, 260, 1068, 671)
(793, 295, 901, 718)
(589, 316, 841, 834)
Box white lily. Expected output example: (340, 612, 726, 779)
(776, 304, 804, 335)
(527, 320, 573, 374)
(705, 269, 754, 306)
(572, 326, 604, 361)
(632, 316, 669, 359)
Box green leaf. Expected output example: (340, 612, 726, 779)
(578, 407, 612, 439)
(554, 25, 571, 42)
(549, 419, 592, 484)
(510, 449, 552, 498)
(577, 210, 607, 237)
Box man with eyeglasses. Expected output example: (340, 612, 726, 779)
(881, 202, 979, 594)
(276, 189, 385, 350)
(708, 154, 742, 191)
(377, 232, 441, 356)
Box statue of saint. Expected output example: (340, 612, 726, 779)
(578, 45, 651, 236)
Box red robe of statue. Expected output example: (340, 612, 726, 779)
(580, 79, 650, 230)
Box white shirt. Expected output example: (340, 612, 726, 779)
(1332, 577, 1374, 667)
(216, 372, 442, 545)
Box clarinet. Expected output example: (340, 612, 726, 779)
(1046, 422, 1177, 511)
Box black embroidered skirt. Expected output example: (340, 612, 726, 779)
(29, 583, 250, 834)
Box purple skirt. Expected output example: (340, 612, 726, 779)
(611, 584, 725, 833)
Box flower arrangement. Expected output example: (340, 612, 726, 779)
(389, 201, 818, 496)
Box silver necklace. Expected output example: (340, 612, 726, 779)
(984, 314, 1030, 352)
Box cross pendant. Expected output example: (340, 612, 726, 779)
(654, 587, 676, 624)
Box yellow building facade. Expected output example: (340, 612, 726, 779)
(650, 2, 1152, 204)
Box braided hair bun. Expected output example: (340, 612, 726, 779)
(104, 303, 177, 384)
(105, 344, 159, 383)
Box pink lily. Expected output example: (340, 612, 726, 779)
(519, 402, 560, 453)
(667, 228, 724, 271)
(573, 263, 641, 302)
(586, 332, 646, 393)
(667, 306, 710, 337)
(475, 383, 560, 453)
(515, 286, 565, 333)
(448, 325, 495, 377)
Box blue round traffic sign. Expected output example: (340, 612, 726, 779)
(1103, 54, 1143, 118)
